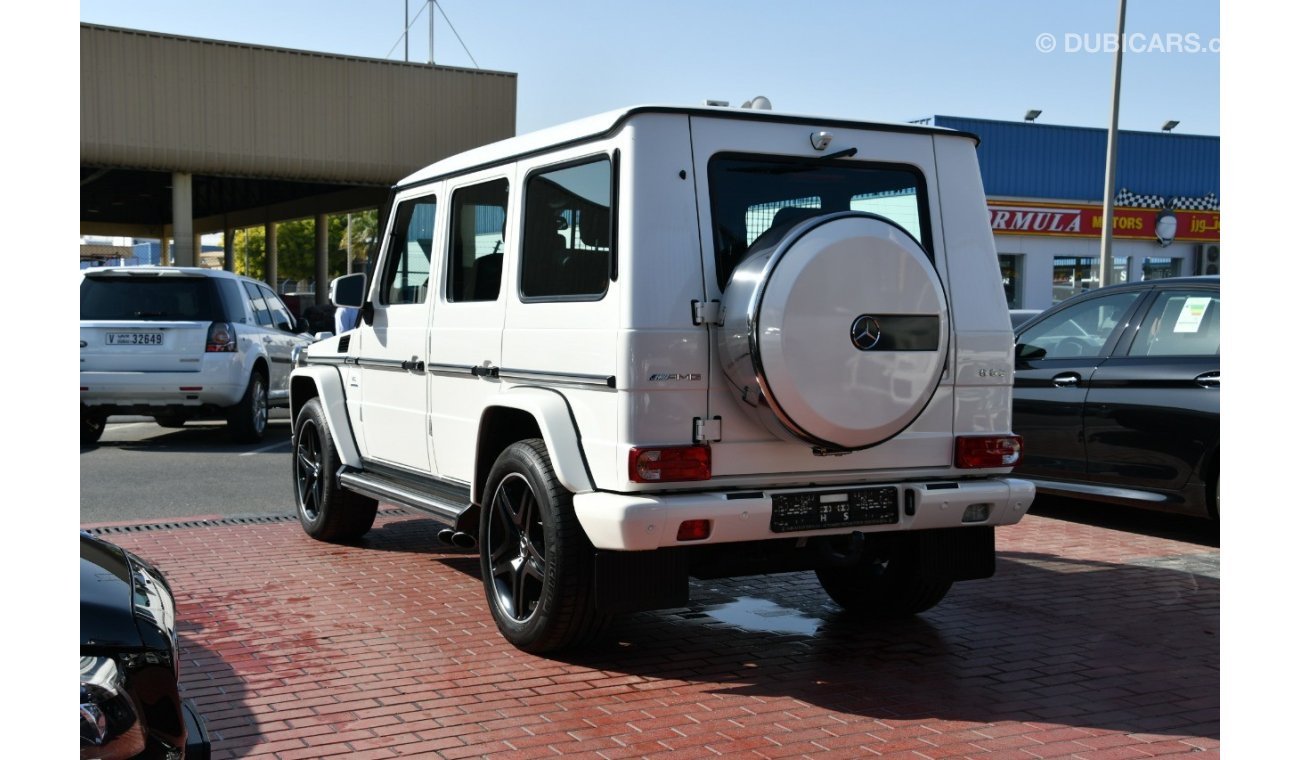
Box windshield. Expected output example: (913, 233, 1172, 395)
(80, 275, 223, 321)
(708, 154, 929, 287)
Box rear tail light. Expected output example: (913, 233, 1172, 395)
(206, 323, 237, 353)
(629, 445, 711, 483)
(955, 435, 1023, 469)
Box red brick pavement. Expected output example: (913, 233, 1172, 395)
(88, 511, 1219, 759)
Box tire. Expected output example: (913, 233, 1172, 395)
(479, 438, 608, 653)
(293, 398, 378, 542)
(227, 371, 269, 443)
(154, 413, 187, 429)
(81, 407, 106, 445)
(816, 551, 952, 619)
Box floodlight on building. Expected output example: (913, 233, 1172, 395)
(1162, 120, 1180, 132)
(1024, 109, 1042, 122)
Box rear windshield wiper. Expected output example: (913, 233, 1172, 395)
(819, 147, 858, 160)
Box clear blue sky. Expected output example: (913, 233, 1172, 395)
(79, 0, 1221, 136)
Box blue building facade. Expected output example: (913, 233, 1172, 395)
(925, 116, 1220, 309)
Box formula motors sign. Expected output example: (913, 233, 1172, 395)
(988, 201, 1220, 242)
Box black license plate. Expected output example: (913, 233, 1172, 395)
(770, 487, 899, 533)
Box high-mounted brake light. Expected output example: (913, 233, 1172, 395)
(629, 445, 712, 483)
(955, 435, 1023, 469)
(206, 322, 237, 353)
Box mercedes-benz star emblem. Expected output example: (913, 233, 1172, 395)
(850, 315, 883, 351)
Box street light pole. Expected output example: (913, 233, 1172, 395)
(1099, 0, 1127, 287)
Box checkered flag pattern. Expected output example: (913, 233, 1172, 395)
(1115, 188, 1218, 211)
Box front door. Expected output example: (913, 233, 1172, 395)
(355, 194, 439, 473)
(1084, 285, 1220, 493)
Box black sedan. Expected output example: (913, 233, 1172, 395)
(81, 531, 210, 759)
(1012, 276, 1219, 519)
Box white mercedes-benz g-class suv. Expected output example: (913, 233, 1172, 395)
(289, 105, 1034, 653)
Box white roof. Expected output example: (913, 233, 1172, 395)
(397, 104, 966, 187)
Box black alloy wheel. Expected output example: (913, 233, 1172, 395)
(479, 439, 607, 652)
(292, 398, 377, 542)
(295, 414, 325, 525)
(486, 471, 548, 623)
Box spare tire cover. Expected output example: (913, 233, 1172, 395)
(717, 211, 948, 450)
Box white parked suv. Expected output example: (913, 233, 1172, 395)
(80, 267, 315, 444)
(289, 105, 1035, 652)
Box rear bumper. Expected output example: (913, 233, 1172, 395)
(81, 369, 245, 409)
(573, 477, 1035, 551)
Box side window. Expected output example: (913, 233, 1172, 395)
(260, 284, 294, 330)
(521, 158, 612, 299)
(448, 179, 508, 302)
(1128, 290, 1220, 357)
(242, 281, 272, 326)
(1017, 292, 1141, 360)
(380, 197, 437, 306)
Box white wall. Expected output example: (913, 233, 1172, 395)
(996, 234, 1201, 310)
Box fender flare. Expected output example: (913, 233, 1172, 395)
(475, 386, 595, 504)
(289, 367, 362, 468)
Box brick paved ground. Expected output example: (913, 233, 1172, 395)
(89, 510, 1219, 759)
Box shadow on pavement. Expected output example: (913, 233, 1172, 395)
(364, 515, 1218, 741)
(1030, 494, 1219, 548)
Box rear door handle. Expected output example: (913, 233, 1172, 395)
(1196, 371, 1220, 389)
(1051, 372, 1081, 388)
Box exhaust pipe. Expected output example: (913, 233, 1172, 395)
(437, 528, 478, 550)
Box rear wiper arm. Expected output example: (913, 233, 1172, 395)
(820, 147, 858, 160)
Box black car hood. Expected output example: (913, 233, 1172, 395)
(81, 532, 142, 650)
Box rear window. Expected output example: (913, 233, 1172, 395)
(709, 154, 930, 287)
(80, 275, 225, 321)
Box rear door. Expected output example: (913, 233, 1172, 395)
(80, 271, 218, 372)
(427, 173, 511, 483)
(240, 281, 298, 400)
(1083, 284, 1220, 493)
(1012, 289, 1145, 481)
(688, 116, 948, 474)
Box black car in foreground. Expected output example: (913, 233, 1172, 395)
(1013, 276, 1219, 519)
(81, 532, 210, 759)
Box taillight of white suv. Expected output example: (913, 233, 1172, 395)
(206, 323, 237, 353)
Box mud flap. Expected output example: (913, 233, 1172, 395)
(594, 548, 690, 613)
(914, 526, 995, 581)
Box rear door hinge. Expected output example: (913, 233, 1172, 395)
(694, 416, 722, 443)
(692, 299, 722, 326)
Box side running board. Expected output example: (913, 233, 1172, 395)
(338, 467, 474, 529)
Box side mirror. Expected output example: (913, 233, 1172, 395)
(296, 317, 311, 334)
(329, 273, 367, 308)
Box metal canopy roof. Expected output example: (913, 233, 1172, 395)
(80, 23, 517, 236)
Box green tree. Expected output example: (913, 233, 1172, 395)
(230, 209, 380, 290)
